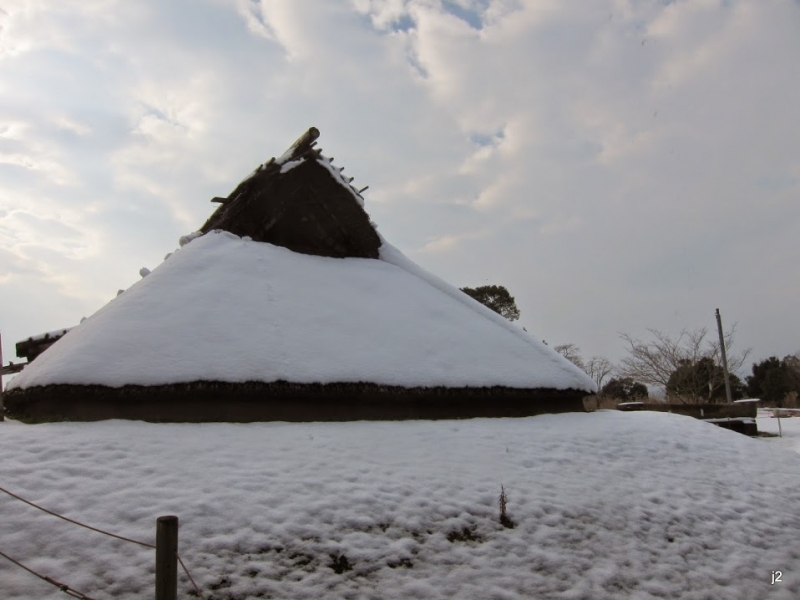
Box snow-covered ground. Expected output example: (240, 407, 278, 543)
(756, 408, 800, 455)
(1, 411, 798, 600)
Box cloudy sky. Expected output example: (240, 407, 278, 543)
(1, 0, 798, 380)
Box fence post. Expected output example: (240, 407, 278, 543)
(155, 516, 178, 600)
(1, 330, 5, 422)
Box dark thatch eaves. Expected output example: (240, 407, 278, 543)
(4, 128, 592, 423)
(7, 382, 588, 424)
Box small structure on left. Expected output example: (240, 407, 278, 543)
(1, 328, 73, 420)
(16, 328, 74, 362)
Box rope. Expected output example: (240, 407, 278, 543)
(0, 484, 207, 599)
(0, 485, 154, 548)
(0, 548, 100, 600)
(178, 555, 205, 598)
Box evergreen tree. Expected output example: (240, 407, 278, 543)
(460, 285, 521, 321)
(746, 356, 800, 406)
(666, 357, 744, 403)
(600, 377, 649, 400)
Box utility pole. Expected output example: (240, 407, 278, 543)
(715, 308, 733, 404)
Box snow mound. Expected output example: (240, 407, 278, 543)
(9, 231, 594, 391)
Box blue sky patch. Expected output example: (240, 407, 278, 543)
(469, 129, 504, 147)
(442, 0, 487, 31)
(388, 14, 415, 33)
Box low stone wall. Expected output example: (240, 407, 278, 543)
(5, 381, 589, 423)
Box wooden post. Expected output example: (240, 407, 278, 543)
(155, 516, 178, 600)
(0, 330, 4, 421)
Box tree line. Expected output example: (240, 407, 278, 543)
(460, 284, 800, 406)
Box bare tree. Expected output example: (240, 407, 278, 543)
(554, 343, 586, 371)
(618, 326, 750, 402)
(553, 345, 615, 389)
(585, 356, 615, 389)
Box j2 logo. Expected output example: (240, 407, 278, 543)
(771, 571, 782, 585)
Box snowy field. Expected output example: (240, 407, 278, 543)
(1, 411, 799, 600)
(756, 408, 800, 455)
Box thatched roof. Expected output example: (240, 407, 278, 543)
(5, 128, 596, 423)
(15, 328, 73, 362)
(201, 127, 381, 259)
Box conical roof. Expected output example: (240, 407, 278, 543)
(6, 128, 595, 421)
(9, 230, 593, 391)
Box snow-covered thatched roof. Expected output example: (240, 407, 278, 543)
(8, 230, 593, 392)
(6, 127, 595, 422)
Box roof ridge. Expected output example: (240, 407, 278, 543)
(199, 128, 381, 259)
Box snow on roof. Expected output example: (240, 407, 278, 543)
(15, 327, 76, 362)
(8, 231, 595, 392)
(316, 156, 365, 207)
(279, 158, 305, 174)
(22, 327, 73, 343)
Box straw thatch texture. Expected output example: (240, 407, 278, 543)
(3, 381, 588, 423)
(201, 149, 380, 259)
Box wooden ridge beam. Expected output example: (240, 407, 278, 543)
(285, 127, 320, 161)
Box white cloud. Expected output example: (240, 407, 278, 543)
(230, 0, 277, 40)
(0, 120, 28, 139)
(0, 151, 77, 186)
(0, 199, 106, 306)
(1, 0, 799, 372)
(417, 228, 490, 254)
(355, 0, 411, 30)
(53, 116, 92, 136)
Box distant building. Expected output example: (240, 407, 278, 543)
(15, 328, 73, 363)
